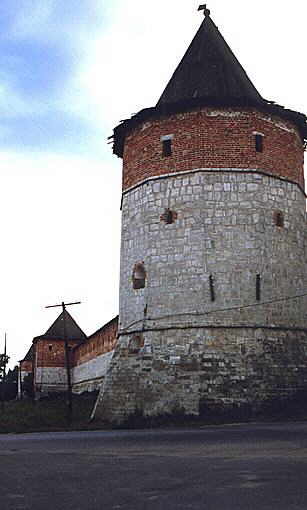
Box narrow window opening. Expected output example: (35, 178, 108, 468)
(256, 274, 261, 301)
(164, 208, 173, 224)
(48, 344, 53, 352)
(274, 210, 284, 228)
(255, 134, 264, 153)
(162, 139, 172, 157)
(128, 334, 144, 354)
(132, 262, 146, 290)
(160, 208, 177, 224)
(209, 275, 215, 302)
(241, 344, 246, 356)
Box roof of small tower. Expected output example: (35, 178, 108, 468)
(112, 11, 307, 157)
(33, 310, 87, 342)
(20, 345, 34, 363)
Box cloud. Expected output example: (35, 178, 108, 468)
(4, 0, 105, 43)
(0, 0, 109, 156)
(65, 0, 201, 133)
(0, 112, 103, 156)
(0, 80, 37, 118)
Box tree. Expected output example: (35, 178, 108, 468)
(0, 353, 10, 403)
(1, 365, 18, 401)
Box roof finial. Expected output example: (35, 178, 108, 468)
(198, 4, 211, 17)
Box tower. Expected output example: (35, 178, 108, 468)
(33, 310, 86, 395)
(94, 9, 307, 423)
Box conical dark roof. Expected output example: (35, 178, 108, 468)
(35, 310, 87, 342)
(20, 345, 34, 362)
(157, 14, 263, 106)
(112, 12, 307, 157)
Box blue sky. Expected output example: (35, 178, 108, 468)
(0, 0, 306, 367)
(0, 0, 306, 160)
(0, 0, 107, 154)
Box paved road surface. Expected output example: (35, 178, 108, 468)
(1, 422, 307, 509)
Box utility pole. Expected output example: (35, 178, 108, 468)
(0, 333, 9, 411)
(45, 301, 81, 424)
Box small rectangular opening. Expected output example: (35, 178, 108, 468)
(209, 275, 215, 302)
(256, 274, 261, 301)
(133, 262, 146, 290)
(160, 208, 176, 224)
(162, 139, 172, 157)
(274, 210, 284, 227)
(255, 134, 263, 153)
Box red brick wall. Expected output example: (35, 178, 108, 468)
(33, 319, 118, 371)
(73, 318, 118, 367)
(122, 108, 305, 190)
(35, 339, 80, 368)
(20, 360, 33, 373)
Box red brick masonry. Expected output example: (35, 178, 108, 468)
(20, 360, 33, 373)
(73, 317, 118, 366)
(28, 317, 118, 371)
(123, 108, 304, 190)
(35, 339, 80, 368)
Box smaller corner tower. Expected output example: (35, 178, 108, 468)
(32, 310, 87, 395)
(95, 6, 307, 424)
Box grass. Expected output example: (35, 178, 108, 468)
(0, 393, 99, 434)
(2, 389, 307, 434)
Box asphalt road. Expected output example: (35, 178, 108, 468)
(1, 422, 307, 510)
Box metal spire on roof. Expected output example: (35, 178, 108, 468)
(198, 4, 211, 16)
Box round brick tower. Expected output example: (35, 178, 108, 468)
(94, 9, 307, 424)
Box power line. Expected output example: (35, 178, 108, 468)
(119, 291, 307, 335)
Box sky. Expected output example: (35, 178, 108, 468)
(0, 0, 306, 368)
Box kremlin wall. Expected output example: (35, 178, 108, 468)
(19, 8, 307, 424)
(19, 315, 118, 396)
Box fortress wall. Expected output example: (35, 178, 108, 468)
(119, 171, 306, 331)
(35, 339, 72, 368)
(122, 109, 304, 190)
(33, 318, 118, 395)
(20, 360, 33, 378)
(73, 317, 117, 367)
(71, 318, 117, 393)
(34, 339, 72, 394)
(72, 351, 114, 394)
(95, 168, 307, 423)
(34, 366, 67, 393)
(95, 327, 307, 424)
